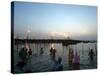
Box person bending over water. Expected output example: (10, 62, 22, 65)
(52, 57, 63, 71)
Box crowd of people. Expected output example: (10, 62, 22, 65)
(15, 44, 96, 72)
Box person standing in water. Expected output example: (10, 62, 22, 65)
(68, 48, 74, 65)
(52, 48, 56, 59)
(73, 52, 80, 69)
(28, 48, 32, 56)
(17, 47, 28, 69)
(40, 47, 44, 55)
(50, 47, 53, 56)
(52, 57, 63, 71)
(19, 47, 28, 61)
(28, 48, 32, 60)
(88, 49, 95, 61)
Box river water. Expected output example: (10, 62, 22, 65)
(14, 42, 97, 73)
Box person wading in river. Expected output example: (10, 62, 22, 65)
(73, 52, 80, 70)
(40, 47, 44, 55)
(68, 48, 74, 66)
(52, 57, 63, 71)
(88, 49, 95, 61)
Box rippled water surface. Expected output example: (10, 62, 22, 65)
(14, 42, 97, 73)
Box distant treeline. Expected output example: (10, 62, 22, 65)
(13, 39, 97, 46)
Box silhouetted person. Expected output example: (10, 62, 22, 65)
(52, 57, 63, 71)
(19, 47, 28, 61)
(50, 47, 53, 56)
(57, 57, 63, 71)
(17, 47, 28, 69)
(73, 52, 80, 70)
(40, 48, 44, 55)
(52, 48, 56, 58)
(88, 49, 95, 61)
(28, 48, 32, 56)
(68, 48, 74, 65)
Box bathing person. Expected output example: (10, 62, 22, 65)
(19, 47, 28, 61)
(52, 57, 63, 71)
(73, 52, 80, 69)
(17, 47, 28, 69)
(27, 48, 32, 60)
(28, 48, 32, 56)
(56, 57, 63, 71)
(50, 47, 53, 56)
(52, 48, 56, 59)
(40, 47, 44, 55)
(88, 49, 95, 61)
(68, 48, 74, 65)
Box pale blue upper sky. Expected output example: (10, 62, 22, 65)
(13, 2, 97, 40)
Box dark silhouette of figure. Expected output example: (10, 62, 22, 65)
(52, 48, 56, 58)
(40, 47, 44, 55)
(17, 47, 28, 69)
(19, 47, 28, 61)
(50, 47, 57, 59)
(88, 49, 95, 61)
(56, 57, 63, 71)
(52, 57, 63, 71)
(73, 52, 80, 70)
(28, 48, 32, 56)
(50, 47, 53, 56)
(68, 48, 74, 65)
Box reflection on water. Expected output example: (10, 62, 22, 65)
(14, 42, 97, 73)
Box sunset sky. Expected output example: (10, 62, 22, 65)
(13, 2, 97, 40)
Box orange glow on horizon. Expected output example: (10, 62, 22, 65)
(50, 32, 69, 38)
